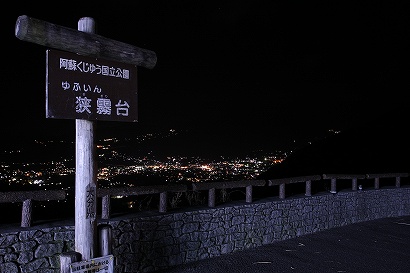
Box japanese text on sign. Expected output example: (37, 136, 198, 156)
(86, 184, 96, 220)
(70, 255, 113, 273)
(59, 57, 130, 79)
(46, 49, 138, 122)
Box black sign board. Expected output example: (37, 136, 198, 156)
(46, 49, 138, 122)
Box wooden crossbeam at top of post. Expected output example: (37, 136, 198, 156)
(15, 15, 157, 69)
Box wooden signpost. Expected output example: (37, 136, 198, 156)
(15, 15, 156, 270)
(15, 15, 157, 69)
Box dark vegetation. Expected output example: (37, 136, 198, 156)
(258, 117, 409, 179)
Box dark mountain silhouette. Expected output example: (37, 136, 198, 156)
(258, 117, 409, 179)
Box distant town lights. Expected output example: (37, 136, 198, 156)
(200, 165, 213, 171)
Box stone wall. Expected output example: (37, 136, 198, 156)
(1, 187, 410, 273)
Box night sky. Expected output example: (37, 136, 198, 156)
(2, 1, 408, 154)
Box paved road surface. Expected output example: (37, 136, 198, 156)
(153, 215, 410, 273)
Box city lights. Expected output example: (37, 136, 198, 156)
(0, 135, 287, 191)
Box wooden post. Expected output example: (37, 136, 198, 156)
(60, 251, 82, 273)
(279, 183, 285, 199)
(245, 185, 252, 203)
(330, 178, 337, 193)
(208, 188, 216, 207)
(101, 195, 111, 220)
(21, 199, 33, 227)
(159, 191, 168, 212)
(75, 17, 97, 261)
(15, 15, 157, 69)
(395, 176, 401, 188)
(305, 180, 312, 197)
(99, 225, 112, 256)
(374, 177, 380, 189)
(352, 178, 358, 191)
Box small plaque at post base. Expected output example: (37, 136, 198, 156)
(70, 255, 114, 273)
